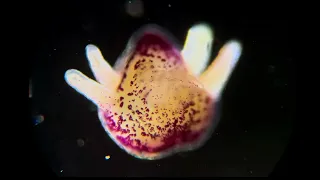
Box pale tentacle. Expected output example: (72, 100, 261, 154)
(181, 23, 214, 76)
(199, 41, 242, 100)
(86, 44, 121, 87)
(64, 69, 115, 110)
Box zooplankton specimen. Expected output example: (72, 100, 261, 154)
(65, 23, 242, 160)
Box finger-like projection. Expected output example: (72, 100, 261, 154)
(65, 23, 242, 160)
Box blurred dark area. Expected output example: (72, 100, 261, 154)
(30, 0, 296, 177)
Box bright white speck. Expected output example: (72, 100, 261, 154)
(168, 4, 171, 7)
(54, 48, 56, 51)
(105, 155, 110, 160)
(60, 170, 63, 173)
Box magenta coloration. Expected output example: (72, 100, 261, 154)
(103, 109, 208, 153)
(99, 32, 215, 156)
(87, 24, 219, 160)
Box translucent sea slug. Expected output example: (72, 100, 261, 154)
(64, 23, 242, 160)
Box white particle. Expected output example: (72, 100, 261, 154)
(105, 155, 111, 160)
(168, 4, 171, 7)
(60, 170, 63, 173)
(54, 48, 56, 51)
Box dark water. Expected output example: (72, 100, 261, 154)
(31, 0, 294, 177)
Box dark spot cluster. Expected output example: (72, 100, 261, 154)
(102, 32, 215, 154)
(135, 33, 181, 62)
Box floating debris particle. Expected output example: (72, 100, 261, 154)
(77, 138, 85, 147)
(105, 155, 111, 160)
(33, 115, 44, 126)
(125, 0, 144, 18)
(29, 79, 32, 98)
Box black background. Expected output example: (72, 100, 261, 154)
(30, 0, 295, 177)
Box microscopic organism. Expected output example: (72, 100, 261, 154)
(64, 23, 242, 160)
